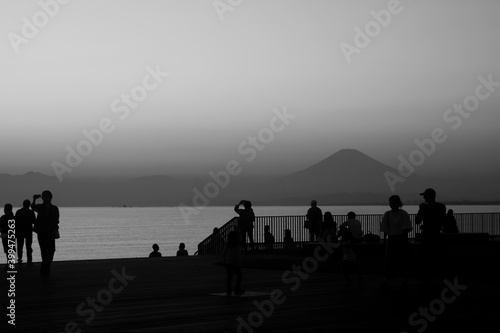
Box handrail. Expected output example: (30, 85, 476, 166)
(197, 217, 239, 255)
(197, 212, 500, 255)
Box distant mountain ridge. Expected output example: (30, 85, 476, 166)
(1, 149, 498, 206)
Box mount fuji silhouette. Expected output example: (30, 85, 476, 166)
(2, 149, 496, 206)
(255, 149, 422, 203)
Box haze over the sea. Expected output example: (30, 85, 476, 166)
(1, 0, 499, 202)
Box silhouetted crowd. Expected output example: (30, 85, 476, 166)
(1, 190, 59, 276)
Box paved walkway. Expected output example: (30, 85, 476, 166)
(1, 250, 498, 332)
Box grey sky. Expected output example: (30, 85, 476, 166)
(1, 0, 499, 179)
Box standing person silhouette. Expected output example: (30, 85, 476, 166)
(223, 230, 244, 295)
(306, 200, 322, 241)
(32, 190, 59, 276)
(234, 200, 255, 253)
(338, 226, 363, 286)
(15, 199, 36, 265)
(415, 188, 446, 288)
(1, 204, 15, 270)
(322, 211, 337, 243)
(380, 195, 412, 291)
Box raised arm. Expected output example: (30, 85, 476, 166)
(31, 196, 37, 210)
(31, 194, 41, 211)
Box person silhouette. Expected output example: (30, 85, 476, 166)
(176, 243, 188, 256)
(338, 226, 362, 286)
(149, 244, 162, 258)
(264, 225, 275, 252)
(443, 209, 459, 233)
(223, 230, 244, 296)
(15, 199, 36, 265)
(415, 188, 446, 287)
(283, 229, 295, 249)
(31, 190, 59, 276)
(234, 200, 255, 253)
(322, 211, 337, 243)
(306, 200, 322, 241)
(380, 195, 412, 291)
(1, 204, 16, 270)
(340, 212, 363, 243)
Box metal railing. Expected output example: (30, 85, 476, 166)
(197, 217, 239, 255)
(197, 212, 500, 255)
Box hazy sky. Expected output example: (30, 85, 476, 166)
(1, 0, 499, 180)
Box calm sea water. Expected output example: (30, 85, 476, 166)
(13, 205, 500, 262)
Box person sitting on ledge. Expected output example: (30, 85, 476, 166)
(177, 242, 189, 256)
(149, 244, 162, 258)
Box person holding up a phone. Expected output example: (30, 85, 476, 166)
(32, 190, 59, 277)
(234, 200, 255, 253)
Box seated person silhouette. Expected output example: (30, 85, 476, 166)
(442, 209, 459, 233)
(149, 244, 162, 258)
(177, 242, 189, 256)
(341, 212, 364, 243)
(283, 229, 295, 249)
(264, 225, 275, 252)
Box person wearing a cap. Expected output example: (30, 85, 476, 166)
(415, 188, 446, 286)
